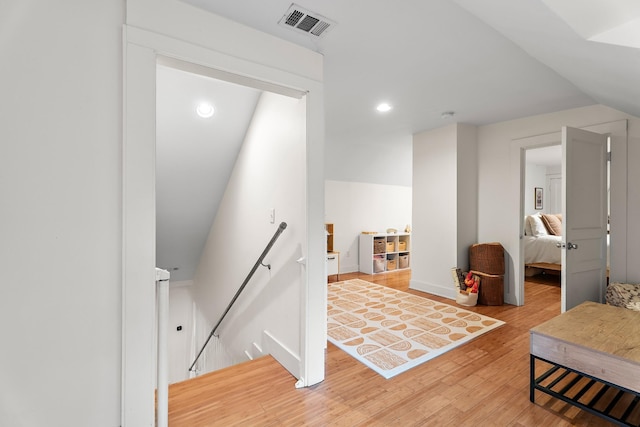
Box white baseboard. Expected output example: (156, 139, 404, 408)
(262, 330, 301, 379)
(339, 264, 359, 274)
(252, 342, 263, 358)
(409, 279, 456, 300)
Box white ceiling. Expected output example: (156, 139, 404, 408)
(158, 0, 639, 280)
(156, 65, 260, 280)
(183, 0, 639, 147)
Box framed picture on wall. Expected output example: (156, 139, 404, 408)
(535, 187, 543, 210)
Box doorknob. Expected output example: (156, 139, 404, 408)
(556, 242, 578, 250)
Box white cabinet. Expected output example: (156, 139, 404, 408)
(327, 252, 339, 277)
(359, 233, 410, 274)
(326, 223, 340, 279)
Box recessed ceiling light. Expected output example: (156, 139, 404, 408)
(376, 103, 392, 113)
(196, 102, 215, 118)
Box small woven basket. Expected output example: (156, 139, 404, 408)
(456, 290, 478, 307)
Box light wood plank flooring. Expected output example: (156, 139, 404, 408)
(168, 270, 614, 426)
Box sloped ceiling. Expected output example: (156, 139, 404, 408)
(156, 66, 261, 281)
(182, 0, 638, 148)
(160, 0, 639, 280)
(453, 0, 640, 119)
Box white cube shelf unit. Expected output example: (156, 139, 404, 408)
(359, 233, 410, 274)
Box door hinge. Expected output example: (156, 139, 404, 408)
(607, 151, 612, 161)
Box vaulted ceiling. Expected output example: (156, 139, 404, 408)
(184, 0, 639, 147)
(158, 0, 639, 279)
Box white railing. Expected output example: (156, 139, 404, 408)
(155, 268, 170, 427)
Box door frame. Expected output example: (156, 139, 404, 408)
(122, 25, 326, 426)
(511, 120, 627, 306)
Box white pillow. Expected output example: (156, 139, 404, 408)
(527, 214, 548, 237)
(524, 216, 532, 236)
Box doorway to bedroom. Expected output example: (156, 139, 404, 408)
(521, 136, 612, 305)
(523, 145, 562, 280)
(513, 120, 627, 309)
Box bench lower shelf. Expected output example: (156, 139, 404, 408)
(531, 355, 640, 426)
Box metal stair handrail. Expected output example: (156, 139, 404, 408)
(189, 221, 288, 372)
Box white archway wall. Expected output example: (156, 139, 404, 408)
(123, 6, 325, 425)
(478, 104, 636, 306)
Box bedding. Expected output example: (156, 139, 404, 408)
(524, 213, 562, 267)
(524, 213, 609, 268)
(524, 234, 562, 265)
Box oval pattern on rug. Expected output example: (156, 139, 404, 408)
(435, 305, 457, 313)
(407, 349, 429, 359)
(400, 314, 417, 321)
(357, 344, 381, 355)
(403, 328, 424, 338)
(448, 319, 468, 328)
(389, 340, 412, 351)
(382, 308, 403, 316)
(390, 323, 407, 331)
(430, 326, 451, 335)
(364, 312, 386, 322)
(344, 337, 364, 346)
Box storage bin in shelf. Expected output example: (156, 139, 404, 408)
(373, 255, 385, 273)
(398, 253, 409, 269)
(398, 235, 410, 252)
(387, 254, 397, 271)
(373, 238, 386, 254)
(359, 232, 411, 274)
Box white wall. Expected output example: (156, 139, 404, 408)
(524, 163, 546, 215)
(192, 92, 306, 378)
(325, 134, 413, 186)
(477, 104, 640, 304)
(123, 2, 325, 424)
(411, 124, 478, 299)
(167, 282, 195, 384)
(325, 180, 412, 273)
(0, 1, 123, 426)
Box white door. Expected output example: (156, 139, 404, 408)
(561, 126, 608, 312)
(547, 174, 562, 214)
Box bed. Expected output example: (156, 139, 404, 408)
(524, 213, 562, 274)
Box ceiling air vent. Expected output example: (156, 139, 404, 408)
(278, 4, 335, 38)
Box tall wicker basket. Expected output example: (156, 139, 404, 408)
(469, 242, 505, 305)
(469, 242, 505, 275)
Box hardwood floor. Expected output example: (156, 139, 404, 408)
(168, 270, 614, 426)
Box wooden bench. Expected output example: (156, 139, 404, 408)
(530, 301, 640, 425)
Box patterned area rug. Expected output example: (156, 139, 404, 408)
(327, 279, 505, 379)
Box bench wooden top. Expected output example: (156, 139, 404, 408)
(531, 301, 640, 363)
